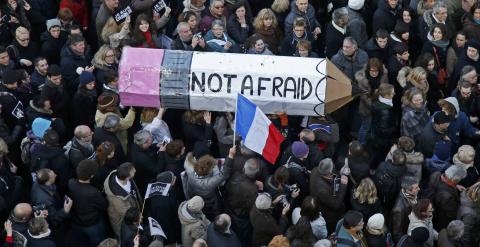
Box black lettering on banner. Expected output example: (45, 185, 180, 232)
(113, 5, 133, 24)
(258, 77, 269, 96)
(296, 77, 301, 99)
(272, 77, 283, 97)
(223, 74, 237, 94)
(284, 77, 297, 99)
(208, 73, 222, 92)
(241, 75, 254, 95)
(301, 78, 313, 100)
(191, 72, 205, 92)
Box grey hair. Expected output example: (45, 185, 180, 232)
(432, 1, 447, 15)
(243, 158, 260, 178)
(211, 19, 224, 29)
(0, 138, 8, 155)
(314, 239, 333, 247)
(344, 36, 358, 49)
(210, 0, 224, 5)
(461, 65, 476, 77)
(445, 165, 467, 182)
(318, 158, 334, 173)
(74, 125, 90, 138)
(332, 7, 348, 24)
(134, 129, 152, 146)
(176, 22, 190, 33)
(446, 220, 464, 240)
(104, 114, 120, 129)
(401, 176, 419, 190)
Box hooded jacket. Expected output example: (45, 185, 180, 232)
(407, 212, 438, 247)
(458, 190, 480, 246)
(178, 200, 210, 247)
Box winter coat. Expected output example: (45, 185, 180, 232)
(206, 223, 242, 247)
(407, 213, 438, 247)
(93, 127, 126, 165)
(72, 88, 97, 128)
(24, 100, 53, 127)
(103, 170, 142, 237)
(369, 100, 396, 147)
(374, 160, 406, 209)
(95, 3, 114, 38)
(30, 182, 69, 229)
(39, 31, 68, 65)
(347, 155, 370, 185)
(280, 31, 314, 57)
(429, 172, 461, 230)
(204, 30, 240, 53)
(422, 39, 449, 69)
(26, 0, 57, 37)
(95, 108, 135, 154)
(40, 79, 69, 119)
(254, 27, 282, 54)
(130, 144, 160, 195)
(452, 89, 480, 119)
(0, 84, 25, 130)
(418, 10, 455, 42)
(372, 2, 398, 33)
(335, 219, 365, 247)
(310, 169, 347, 233)
(355, 66, 388, 117)
(401, 104, 430, 142)
(181, 116, 213, 151)
(434, 109, 478, 152)
(59, 0, 89, 28)
(325, 21, 346, 59)
(6, 40, 38, 73)
(250, 207, 289, 247)
(331, 49, 369, 81)
(94, 63, 118, 94)
(67, 137, 95, 169)
(291, 207, 328, 240)
(225, 173, 258, 219)
(350, 196, 382, 221)
(365, 230, 388, 247)
(67, 179, 108, 226)
(450, 51, 480, 90)
(284, 2, 320, 37)
(453, 154, 480, 188)
(33, 145, 70, 192)
(437, 228, 465, 247)
(392, 191, 414, 243)
(178, 200, 210, 247)
(457, 190, 480, 247)
(226, 15, 252, 45)
(199, 8, 228, 34)
(59, 45, 90, 94)
(365, 38, 389, 64)
(386, 144, 424, 181)
(416, 121, 447, 158)
(150, 192, 181, 245)
(25, 232, 56, 247)
(184, 153, 233, 220)
(346, 8, 368, 48)
(463, 14, 480, 44)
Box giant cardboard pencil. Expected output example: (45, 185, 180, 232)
(118, 47, 361, 116)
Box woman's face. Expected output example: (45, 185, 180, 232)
(254, 39, 265, 52)
(263, 17, 273, 28)
(104, 49, 116, 64)
(402, 11, 412, 23)
(412, 94, 424, 108)
(192, 0, 206, 7)
(236, 6, 246, 19)
(212, 25, 224, 38)
(298, 46, 309, 57)
(456, 34, 467, 48)
(427, 59, 435, 71)
(187, 15, 197, 29)
(369, 67, 380, 78)
(86, 81, 95, 90)
(139, 20, 149, 33)
(8, 0, 17, 10)
(474, 8, 480, 20)
(211, 2, 224, 16)
(433, 27, 443, 41)
(401, 32, 410, 41)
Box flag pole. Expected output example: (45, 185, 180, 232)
(233, 94, 238, 146)
(136, 197, 147, 235)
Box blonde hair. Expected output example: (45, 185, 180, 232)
(15, 26, 29, 37)
(0, 138, 8, 155)
(467, 182, 480, 203)
(353, 178, 378, 204)
(140, 107, 159, 123)
(93, 45, 117, 67)
(101, 17, 123, 43)
(271, 0, 290, 13)
(253, 8, 278, 31)
(401, 87, 425, 107)
(406, 67, 427, 84)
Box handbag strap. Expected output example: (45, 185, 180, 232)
(432, 46, 442, 68)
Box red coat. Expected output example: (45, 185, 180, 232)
(59, 0, 89, 28)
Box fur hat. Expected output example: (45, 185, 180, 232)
(187, 196, 204, 213)
(255, 193, 272, 210)
(348, 0, 365, 10)
(292, 141, 309, 159)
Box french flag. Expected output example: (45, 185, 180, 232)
(235, 94, 285, 164)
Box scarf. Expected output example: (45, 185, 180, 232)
(45, 78, 64, 94)
(441, 174, 458, 188)
(402, 189, 418, 205)
(332, 20, 346, 35)
(367, 73, 382, 91)
(378, 96, 393, 106)
(142, 31, 156, 48)
(431, 39, 450, 49)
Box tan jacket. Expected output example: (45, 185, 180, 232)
(95, 108, 135, 153)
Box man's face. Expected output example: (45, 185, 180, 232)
(0, 52, 9, 66)
(16, 33, 30, 47)
(376, 37, 388, 48)
(399, 51, 410, 61)
(105, 0, 119, 9)
(342, 41, 356, 56)
(211, 1, 224, 16)
(387, 0, 398, 8)
(406, 183, 420, 196)
(49, 26, 61, 39)
(48, 170, 57, 184)
(437, 122, 450, 132)
(296, 0, 308, 12)
(71, 41, 85, 55)
(48, 75, 62, 85)
(35, 59, 48, 75)
(464, 70, 478, 84)
(179, 26, 193, 41)
(293, 25, 305, 38)
(460, 87, 472, 99)
(435, 7, 448, 22)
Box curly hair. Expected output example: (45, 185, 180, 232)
(353, 178, 378, 204)
(253, 8, 278, 31)
(193, 155, 216, 176)
(96, 141, 115, 166)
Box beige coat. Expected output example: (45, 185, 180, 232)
(178, 201, 210, 247)
(95, 108, 135, 153)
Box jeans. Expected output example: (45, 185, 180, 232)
(358, 116, 372, 144)
(72, 219, 105, 247)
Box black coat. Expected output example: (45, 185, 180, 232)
(93, 127, 126, 164)
(40, 31, 68, 65)
(325, 22, 345, 59)
(72, 88, 97, 128)
(207, 223, 242, 247)
(392, 191, 413, 243)
(370, 100, 396, 146)
(348, 155, 370, 185)
(7, 41, 39, 73)
(225, 174, 258, 218)
(416, 121, 446, 158)
(30, 182, 69, 229)
(350, 196, 382, 221)
(25, 0, 58, 39)
(67, 179, 108, 226)
(130, 144, 160, 195)
(40, 80, 69, 119)
(373, 160, 406, 209)
(25, 235, 56, 247)
(372, 3, 398, 34)
(365, 38, 389, 64)
(181, 118, 213, 151)
(60, 45, 90, 95)
(150, 192, 181, 244)
(67, 138, 95, 170)
(33, 145, 71, 193)
(227, 15, 252, 46)
(365, 232, 387, 247)
(158, 151, 185, 201)
(429, 172, 461, 230)
(0, 84, 25, 130)
(94, 63, 118, 95)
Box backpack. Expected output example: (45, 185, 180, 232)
(20, 136, 41, 165)
(374, 170, 398, 205)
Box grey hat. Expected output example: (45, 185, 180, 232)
(46, 19, 61, 31)
(104, 114, 120, 129)
(255, 193, 272, 210)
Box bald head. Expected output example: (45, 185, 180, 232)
(13, 203, 32, 221)
(213, 213, 231, 233)
(74, 125, 93, 142)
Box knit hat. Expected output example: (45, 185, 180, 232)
(434, 140, 451, 160)
(46, 19, 61, 31)
(255, 193, 272, 210)
(97, 94, 118, 111)
(348, 0, 365, 10)
(367, 213, 385, 231)
(393, 43, 408, 55)
(32, 118, 52, 138)
(316, 158, 334, 175)
(433, 111, 452, 125)
(1, 70, 19, 84)
(187, 196, 204, 213)
(466, 40, 480, 51)
(410, 227, 429, 244)
(292, 141, 309, 159)
(394, 20, 409, 35)
(79, 71, 96, 85)
(193, 141, 210, 160)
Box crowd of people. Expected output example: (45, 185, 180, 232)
(1, 0, 480, 246)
